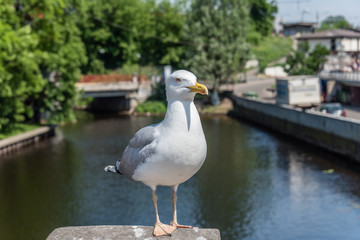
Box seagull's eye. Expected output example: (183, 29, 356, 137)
(176, 78, 181, 83)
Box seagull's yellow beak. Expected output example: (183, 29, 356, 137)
(187, 82, 208, 95)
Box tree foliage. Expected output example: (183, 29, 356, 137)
(140, 0, 185, 66)
(286, 42, 330, 75)
(249, 0, 277, 37)
(29, 0, 87, 123)
(77, 0, 184, 73)
(0, 0, 87, 131)
(0, 12, 44, 131)
(319, 15, 352, 31)
(183, 0, 250, 104)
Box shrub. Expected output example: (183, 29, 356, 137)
(135, 101, 167, 114)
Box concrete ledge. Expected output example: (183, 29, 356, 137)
(0, 126, 56, 155)
(46, 225, 221, 240)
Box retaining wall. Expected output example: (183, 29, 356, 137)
(0, 126, 56, 156)
(230, 96, 360, 162)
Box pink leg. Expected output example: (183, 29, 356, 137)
(152, 189, 177, 236)
(170, 185, 193, 228)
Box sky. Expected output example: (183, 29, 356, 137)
(276, 0, 360, 27)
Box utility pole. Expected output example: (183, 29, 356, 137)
(297, 0, 300, 14)
(277, 0, 311, 21)
(301, 9, 309, 22)
(316, 12, 319, 27)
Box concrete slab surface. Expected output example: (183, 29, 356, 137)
(47, 225, 221, 240)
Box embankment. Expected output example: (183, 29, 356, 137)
(230, 96, 360, 162)
(0, 126, 56, 156)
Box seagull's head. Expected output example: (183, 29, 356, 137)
(165, 70, 208, 102)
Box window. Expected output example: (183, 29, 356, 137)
(331, 39, 336, 51)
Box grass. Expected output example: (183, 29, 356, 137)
(201, 105, 230, 115)
(112, 64, 161, 76)
(135, 101, 167, 114)
(0, 123, 41, 140)
(201, 105, 220, 114)
(251, 35, 293, 72)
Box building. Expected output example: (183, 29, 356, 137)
(304, 30, 360, 107)
(349, 27, 360, 33)
(297, 29, 360, 54)
(281, 22, 316, 36)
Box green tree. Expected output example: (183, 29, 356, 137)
(77, 0, 184, 72)
(286, 50, 309, 75)
(15, 0, 87, 123)
(77, 0, 151, 71)
(184, 0, 250, 105)
(0, 0, 87, 132)
(249, 0, 277, 37)
(319, 15, 352, 30)
(0, 2, 44, 131)
(140, 0, 184, 66)
(306, 44, 330, 73)
(286, 43, 329, 75)
(0, 22, 44, 131)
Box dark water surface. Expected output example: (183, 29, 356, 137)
(1, 113, 360, 240)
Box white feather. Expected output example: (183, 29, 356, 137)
(114, 70, 207, 190)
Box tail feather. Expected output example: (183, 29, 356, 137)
(104, 160, 122, 174)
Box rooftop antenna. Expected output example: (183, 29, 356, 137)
(301, 8, 310, 22)
(316, 11, 319, 27)
(278, 0, 311, 22)
(297, 0, 300, 14)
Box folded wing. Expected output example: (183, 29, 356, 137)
(119, 124, 158, 181)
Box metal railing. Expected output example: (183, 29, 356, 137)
(319, 71, 360, 83)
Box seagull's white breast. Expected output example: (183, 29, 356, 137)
(132, 101, 207, 188)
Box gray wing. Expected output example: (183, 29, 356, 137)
(119, 123, 158, 181)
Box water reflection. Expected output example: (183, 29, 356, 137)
(0, 113, 360, 240)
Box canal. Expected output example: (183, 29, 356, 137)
(1, 113, 360, 240)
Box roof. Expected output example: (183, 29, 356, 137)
(281, 22, 317, 27)
(298, 29, 360, 40)
(348, 27, 360, 33)
(78, 74, 149, 83)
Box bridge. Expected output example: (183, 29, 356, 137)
(76, 81, 139, 98)
(76, 74, 151, 113)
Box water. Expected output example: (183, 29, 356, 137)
(1, 113, 360, 240)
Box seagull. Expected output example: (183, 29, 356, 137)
(105, 70, 208, 237)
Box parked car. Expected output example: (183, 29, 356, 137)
(243, 91, 258, 99)
(317, 103, 346, 117)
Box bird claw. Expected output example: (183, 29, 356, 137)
(153, 223, 177, 237)
(171, 221, 194, 229)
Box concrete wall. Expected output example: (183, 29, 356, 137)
(308, 39, 331, 52)
(350, 86, 360, 106)
(306, 38, 360, 52)
(231, 96, 360, 162)
(342, 38, 360, 52)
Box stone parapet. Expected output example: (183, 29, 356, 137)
(47, 225, 221, 240)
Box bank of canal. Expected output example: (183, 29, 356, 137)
(1, 113, 360, 240)
(230, 96, 360, 163)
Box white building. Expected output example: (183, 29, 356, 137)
(297, 29, 360, 54)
